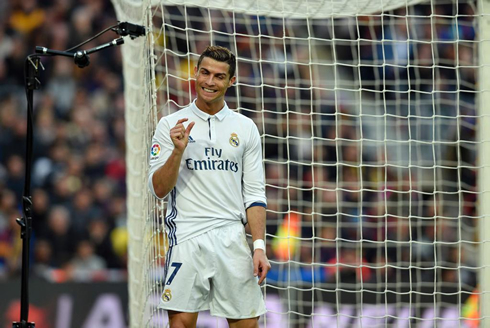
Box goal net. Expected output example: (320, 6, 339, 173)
(110, 0, 490, 326)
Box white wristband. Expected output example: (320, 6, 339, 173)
(253, 239, 266, 252)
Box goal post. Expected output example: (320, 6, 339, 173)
(479, 0, 490, 326)
(110, 1, 154, 326)
(109, 0, 488, 326)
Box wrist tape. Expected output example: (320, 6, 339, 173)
(253, 239, 266, 252)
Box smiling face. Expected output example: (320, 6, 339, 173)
(194, 57, 236, 114)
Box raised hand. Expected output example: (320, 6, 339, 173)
(170, 118, 195, 153)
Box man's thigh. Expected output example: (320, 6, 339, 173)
(168, 311, 198, 328)
(227, 317, 259, 328)
(159, 238, 212, 312)
(209, 224, 266, 319)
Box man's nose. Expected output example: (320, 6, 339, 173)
(205, 75, 215, 85)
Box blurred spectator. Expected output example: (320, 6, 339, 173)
(9, 0, 45, 36)
(4, 155, 24, 200)
(326, 244, 372, 286)
(0, 97, 26, 161)
(87, 217, 122, 268)
(47, 57, 76, 118)
(32, 238, 54, 279)
(84, 142, 107, 181)
(40, 205, 77, 268)
(67, 239, 107, 281)
(31, 188, 50, 236)
(69, 188, 101, 236)
(0, 208, 22, 277)
(3, 30, 27, 88)
(317, 226, 336, 263)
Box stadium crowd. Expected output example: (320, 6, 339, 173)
(0, 0, 128, 281)
(0, 0, 479, 301)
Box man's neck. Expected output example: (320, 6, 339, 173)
(195, 99, 224, 116)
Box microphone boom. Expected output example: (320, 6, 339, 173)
(114, 22, 146, 39)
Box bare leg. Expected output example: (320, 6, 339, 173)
(168, 311, 199, 328)
(227, 317, 259, 328)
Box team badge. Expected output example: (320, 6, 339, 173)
(163, 288, 172, 302)
(229, 133, 239, 147)
(151, 143, 161, 157)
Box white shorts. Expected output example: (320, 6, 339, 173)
(158, 222, 266, 319)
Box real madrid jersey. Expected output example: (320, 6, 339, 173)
(148, 100, 267, 246)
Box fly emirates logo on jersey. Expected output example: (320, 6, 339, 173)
(185, 147, 239, 172)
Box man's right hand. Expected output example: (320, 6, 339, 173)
(152, 118, 195, 198)
(170, 118, 195, 153)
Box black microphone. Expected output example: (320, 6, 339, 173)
(35, 38, 125, 68)
(113, 22, 146, 39)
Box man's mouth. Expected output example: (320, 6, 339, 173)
(203, 87, 217, 93)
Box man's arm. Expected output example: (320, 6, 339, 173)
(152, 148, 184, 198)
(247, 205, 271, 285)
(151, 118, 195, 198)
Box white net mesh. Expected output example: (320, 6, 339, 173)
(111, 0, 489, 326)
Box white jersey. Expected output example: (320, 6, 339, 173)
(148, 100, 267, 246)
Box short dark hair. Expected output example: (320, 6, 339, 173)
(197, 45, 236, 78)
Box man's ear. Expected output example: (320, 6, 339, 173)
(228, 75, 236, 88)
(194, 66, 198, 78)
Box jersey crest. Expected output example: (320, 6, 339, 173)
(229, 133, 239, 147)
(163, 288, 172, 302)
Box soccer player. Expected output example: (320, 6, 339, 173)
(148, 45, 271, 328)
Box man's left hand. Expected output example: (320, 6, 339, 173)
(253, 249, 271, 285)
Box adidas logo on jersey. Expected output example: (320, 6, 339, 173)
(188, 136, 196, 143)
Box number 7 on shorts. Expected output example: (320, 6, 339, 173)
(166, 262, 182, 285)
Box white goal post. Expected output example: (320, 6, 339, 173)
(478, 0, 490, 326)
(110, 0, 490, 327)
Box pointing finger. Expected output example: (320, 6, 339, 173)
(185, 122, 195, 137)
(176, 118, 189, 126)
